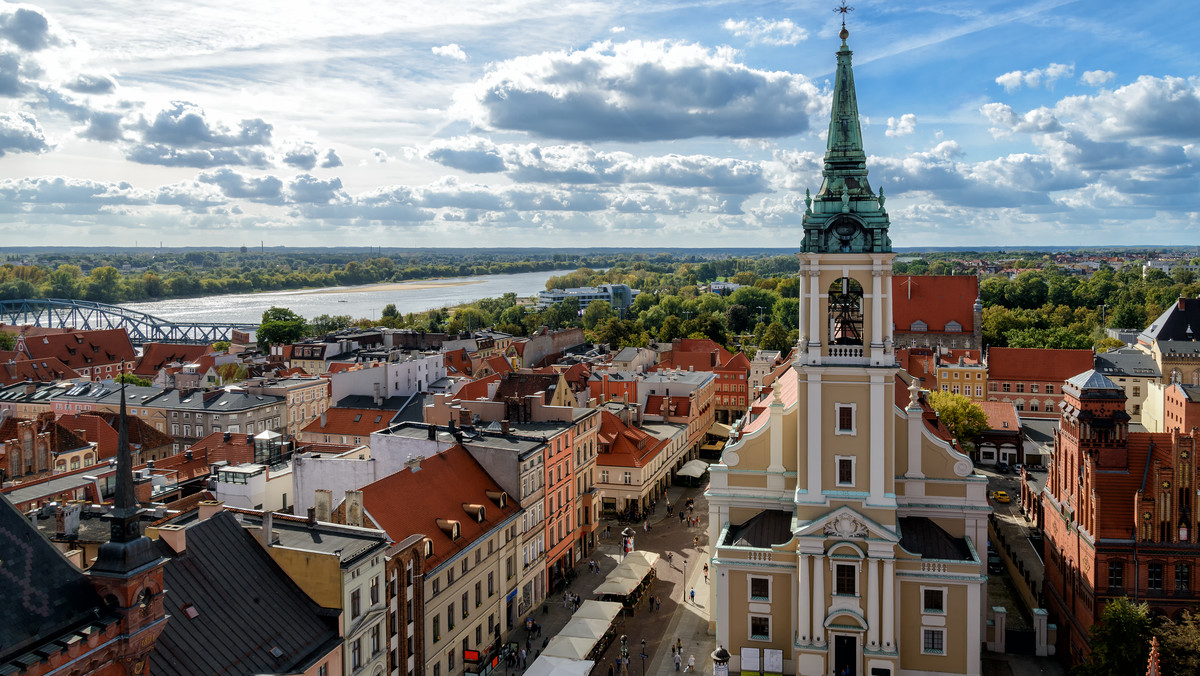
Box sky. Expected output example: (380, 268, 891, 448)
(0, 0, 1198, 249)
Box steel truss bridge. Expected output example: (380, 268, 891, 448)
(0, 298, 258, 346)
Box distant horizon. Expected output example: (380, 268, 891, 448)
(2, 245, 1198, 255)
(1, 1, 1197, 246)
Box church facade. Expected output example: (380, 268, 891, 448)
(707, 27, 988, 676)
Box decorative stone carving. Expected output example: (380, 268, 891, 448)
(954, 458, 973, 477)
(824, 515, 868, 539)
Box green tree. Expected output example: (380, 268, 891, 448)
(309, 314, 352, 335)
(46, 264, 82, 298)
(1109, 302, 1146, 330)
(925, 391, 988, 451)
(725, 304, 752, 334)
(258, 307, 307, 348)
(1155, 609, 1200, 675)
(115, 372, 152, 387)
(657, 315, 684, 343)
(759, 321, 791, 353)
(1076, 597, 1151, 676)
(83, 266, 123, 303)
(0, 331, 15, 351)
(447, 307, 489, 334)
(381, 303, 399, 320)
(582, 300, 615, 331)
(211, 341, 231, 353)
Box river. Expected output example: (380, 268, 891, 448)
(120, 269, 565, 324)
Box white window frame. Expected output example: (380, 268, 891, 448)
(835, 455, 856, 488)
(833, 562, 859, 597)
(920, 585, 947, 615)
(921, 627, 946, 655)
(748, 614, 772, 642)
(748, 575, 772, 602)
(834, 403, 857, 436)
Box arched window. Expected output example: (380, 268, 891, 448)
(828, 278, 863, 346)
(1171, 368, 1183, 384)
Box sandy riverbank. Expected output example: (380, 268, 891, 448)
(304, 279, 486, 295)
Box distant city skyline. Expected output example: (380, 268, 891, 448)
(0, 0, 1197, 248)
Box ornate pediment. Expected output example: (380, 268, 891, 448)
(823, 515, 868, 539)
(795, 506, 898, 543)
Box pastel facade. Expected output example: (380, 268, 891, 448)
(707, 28, 987, 676)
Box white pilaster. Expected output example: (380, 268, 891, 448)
(906, 404, 924, 479)
(798, 553, 811, 643)
(868, 374, 887, 504)
(798, 265, 809, 346)
(968, 580, 982, 674)
(805, 373, 823, 503)
(767, 393, 784, 482)
(871, 269, 883, 347)
(807, 270, 821, 354)
(882, 558, 895, 650)
(866, 557, 879, 649)
(811, 554, 825, 645)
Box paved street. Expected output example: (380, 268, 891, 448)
(516, 482, 715, 675)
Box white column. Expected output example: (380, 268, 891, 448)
(798, 553, 811, 644)
(812, 555, 825, 645)
(882, 559, 895, 650)
(797, 265, 808, 346)
(869, 374, 885, 503)
(808, 270, 821, 349)
(805, 373, 823, 503)
(871, 269, 883, 347)
(866, 557, 879, 649)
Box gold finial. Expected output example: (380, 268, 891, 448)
(834, 0, 854, 39)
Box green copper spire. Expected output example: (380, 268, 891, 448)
(801, 26, 891, 254)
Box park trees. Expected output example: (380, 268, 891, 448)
(258, 307, 307, 348)
(925, 391, 988, 452)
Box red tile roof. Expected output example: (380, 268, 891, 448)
(892, 275, 978, 333)
(134, 343, 213, 377)
(595, 410, 669, 468)
(185, 431, 261, 466)
(300, 408, 391, 437)
(978, 401, 1020, 432)
(359, 445, 518, 567)
(719, 352, 751, 372)
(57, 414, 119, 460)
(483, 355, 513, 376)
(987, 347, 1094, 382)
(17, 328, 135, 372)
(1096, 433, 1175, 540)
(896, 348, 937, 386)
(444, 348, 473, 376)
(454, 373, 499, 401)
(85, 411, 175, 452)
(644, 395, 691, 418)
(0, 357, 80, 385)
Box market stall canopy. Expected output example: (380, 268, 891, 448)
(594, 577, 640, 596)
(543, 635, 598, 661)
(573, 600, 623, 623)
(525, 656, 594, 676)
(623, 551, 660, 567)
(708, 422, 732, 438)
(559, 617, 611, 641)
(677, 459, 710, 478)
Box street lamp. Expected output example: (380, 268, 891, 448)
(640, 639, 647, 675)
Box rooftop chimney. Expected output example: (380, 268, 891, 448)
(320, 411, 327, 428)
(501, 419, 510, 435)
(260, 511, 274, 547)
(314, 489, 332, 523)
(306, 506, 317, 528)
(197, 500, 224, 521)
(157, 524, 186, 553)
(405, 454, 423, 471)
(345, 490, 364, 528)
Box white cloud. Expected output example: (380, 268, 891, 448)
(370, 148, 391, 163)
(0, 111, 51, 156)
(454, 40, 823, 142)
(885, 113, 917, 137)
(1080, 70, 1115, 86)
(610, 26, 625, 34)
(995, 63, 1075, 91)
(431, 43, 467, 61)
(721, 17, 806, 46)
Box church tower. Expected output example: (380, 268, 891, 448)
(86, 384, 168, 675)
(707, 21, 987, 676)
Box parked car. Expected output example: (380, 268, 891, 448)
(997, 462, 1010, 474)
(988, 553, 1003, 574)
(993, 490, 1011, 503)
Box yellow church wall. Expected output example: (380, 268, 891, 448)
(922, 481, 966, 499)
(724, 568, 794, 658)
(898, 579, 970, 675)
(726, 472, 771, 489)
(268, 547, 344, 609)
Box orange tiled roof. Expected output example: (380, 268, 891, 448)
(0, 357, 80, 385)
(892, 275, 978, 333)
(134, 343, 212, 377)
(719, 352, 751, 372)
(978, 401, 1020, 432)
(301, 408, 391, 437)
(360, 445, 518, 566)
(18, 328, 135, 372)
(644, 395, 691, 418)
(454, 373, 500, 402)
(987, 347, 1094, 382)
(185, 431, 261, 466)
(595, 410, 669, 468)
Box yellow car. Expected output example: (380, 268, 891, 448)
(993, 491, 1011, 503)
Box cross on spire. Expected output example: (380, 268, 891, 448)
(834, 0, 854, 30)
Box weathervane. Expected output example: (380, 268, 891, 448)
(834, 0, 854, 29)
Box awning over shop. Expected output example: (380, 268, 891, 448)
(573, 600, 623, 623)
(525, 656, 594, 676)
(559, 617, 611, 641)
(708, 422, 733, 438)
(677, 459, 710, 479)
(543, 635, 599, 660)
(623, 551, 661, 567)
(594, 577, 640, 596)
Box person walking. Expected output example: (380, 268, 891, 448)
(674, 652, 681, 671)
(703, 563, 709, 582)
(689, 587, 695, 604)
(520, 648, 527, 669)
(686, 654, 695, 672)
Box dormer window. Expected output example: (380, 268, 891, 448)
(910, 320, 928, 332)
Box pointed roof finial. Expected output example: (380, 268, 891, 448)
(834, 0, 854, 40)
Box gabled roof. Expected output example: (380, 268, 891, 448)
(1064, 369, 1123, 392)
(1139, 297, 1200, 346)
(891, 275, 979, 333)
(484, 354, 514, 376)
(978, 401, 1020, 433)
(185, 431, 260, 466)
(453, 373, 500, 402)
(18, 328, 135, 371)
(987, 347, 1094, 382)
(360, 445, 518, 568)
(1094, 346, 1160, 378)
(0, 357, 80, 385)
(494, 372, 560, 403)
(152, 511, 341, 676)
(719, 351, 751, 372)
(301, 407, 390, 437)
(595, 410, 668, 468)
(64, 412, 174, 456)
(134, 343, 212, 377)
(0, 493, 109, 665)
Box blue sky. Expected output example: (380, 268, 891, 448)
(1, 0, 1198, 248)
